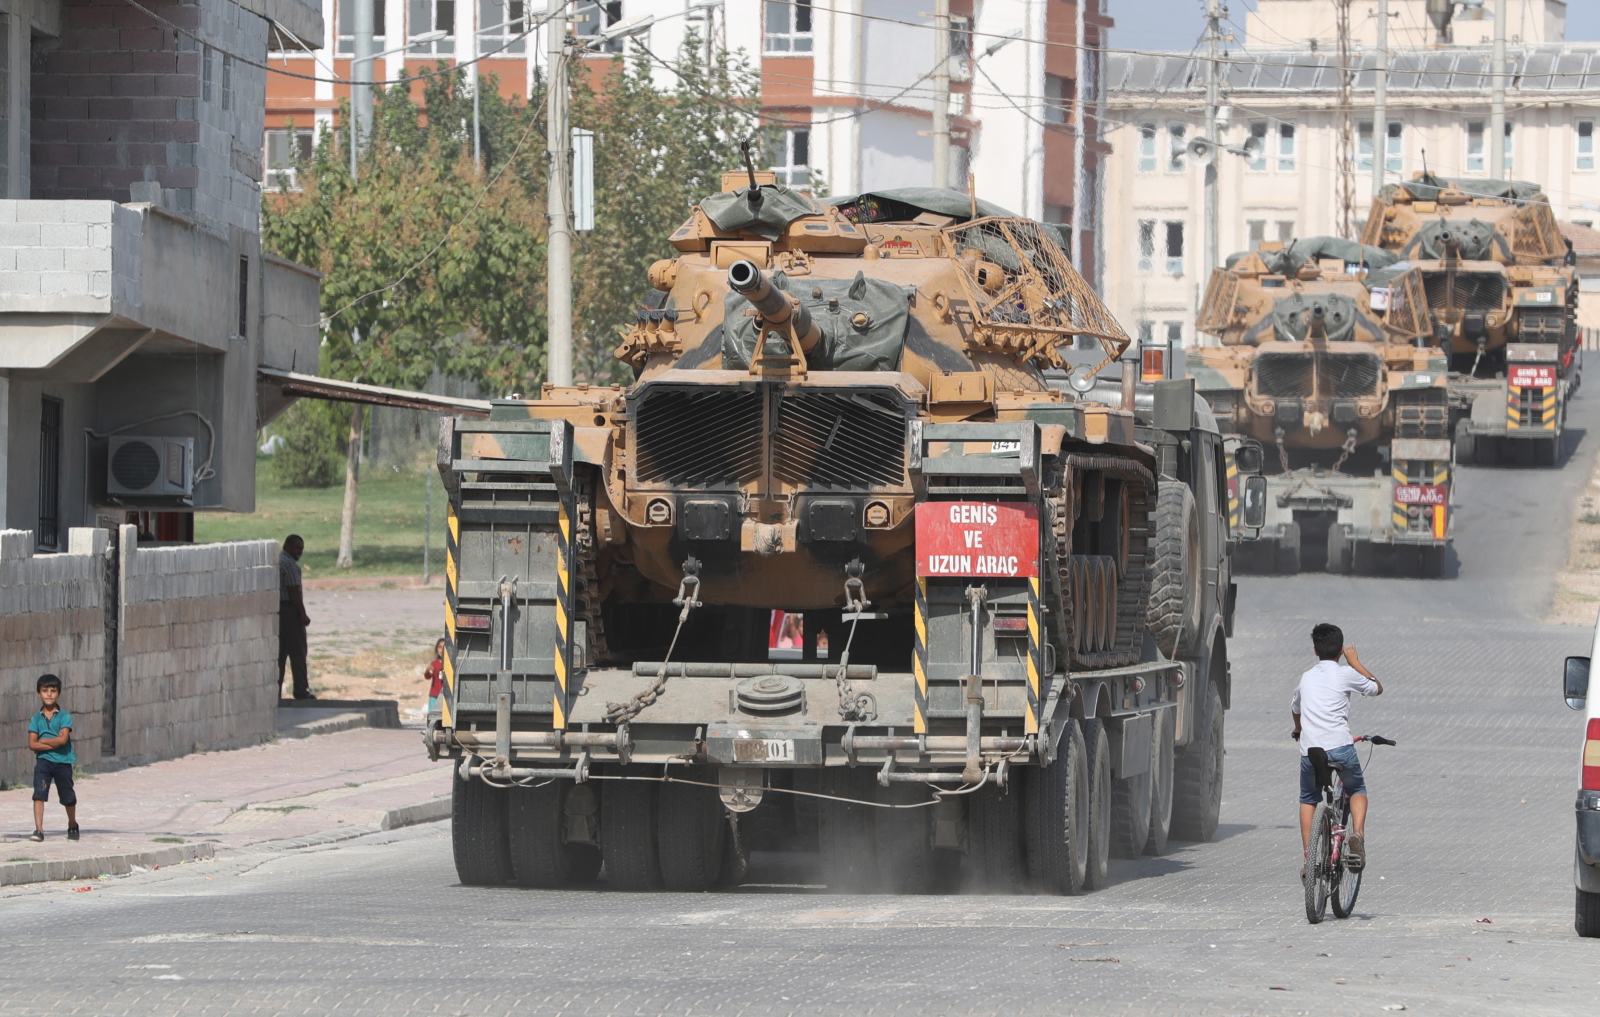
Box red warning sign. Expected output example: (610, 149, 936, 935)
(1508, 365, 1556, 388)
(915, 502, 1040, 578)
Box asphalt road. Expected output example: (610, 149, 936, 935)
(4, 394, 1600, 1015)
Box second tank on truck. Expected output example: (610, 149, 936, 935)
(1361, 172, 1580, 466)
(1189, 236, 1452, 576)
(427, 171, 1254, 896)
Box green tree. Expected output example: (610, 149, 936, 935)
(271, 397, 344, 489)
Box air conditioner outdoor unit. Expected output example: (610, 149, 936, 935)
(107, 436, 195, 497)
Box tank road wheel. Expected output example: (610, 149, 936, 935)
(1454, 424, 1476, 466)
(966, 779, 1028, 893)
(601, 773, 663, 891)
(657, 776, 726, 892)
(1146, 482, 1202, 657)
(452, 769, 513, 886)
(1026, 720, 1090, 895)
(1109, 724, 1153, 859)
(1171, 682, 1225, 842)
(509, 781, 580, 888)
(1276, 522, 1302, 575)
(818, 768, 877, 893)
(1145, 708, 1176, 856)
(1079, 718, 1114, 891)
(875, 783, 937, 894)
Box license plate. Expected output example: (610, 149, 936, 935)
(1394, 484, 1447, 506)
(734, 738, 795, 763)
(1509, 365, 1555, 388)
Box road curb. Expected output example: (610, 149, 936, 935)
(0, 842, 214, 887)
(376, 795, 451, 831)
(276, 711, 373, 739)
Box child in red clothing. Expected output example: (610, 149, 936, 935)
(424, 638, 446, 714)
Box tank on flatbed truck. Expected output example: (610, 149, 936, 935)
(426, 172, 1255, 895)
(1361, 173, 1581, 466)
(1186, 237, 1453, 576)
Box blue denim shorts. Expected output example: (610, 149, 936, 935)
(1299, 743, 1367, 805)
(32, 759, 76, 807)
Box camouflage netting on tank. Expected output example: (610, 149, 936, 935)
(700, 185, 824, 240)
(1225, 236, 1397, 274)
(824, 187, 1017, 223)
(1267, 291, 1361, 344)
(1403, 218, 1504, 261)
(721, 270, 910, 372)
(1392, 174, 1545, 203)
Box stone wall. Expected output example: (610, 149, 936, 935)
(115, 530, 278, 764)
(0, 526, 278, 784)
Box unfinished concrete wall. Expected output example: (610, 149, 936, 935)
(0, 527, 105, 784)
(115, 529, 278, 764)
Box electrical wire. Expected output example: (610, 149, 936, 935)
(86, 411, 218, 482)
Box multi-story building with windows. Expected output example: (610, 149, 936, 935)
(263, 0, 1111, 283)
(1103, 0, 1600, 351)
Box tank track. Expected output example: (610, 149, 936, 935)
(572, 471, 611, 668)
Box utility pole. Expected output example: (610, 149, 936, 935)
(931, 0, 951, 189)
(546, 0, 574, 388)
(350, 0, 374, 180)
(1335, 0, 1356, 239)
(1372, 0, 1388, 200)
(1489, 0, 1507, 180)
(1203, 0, 1221, 277)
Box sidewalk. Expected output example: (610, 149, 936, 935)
(0, 724, 453, 886)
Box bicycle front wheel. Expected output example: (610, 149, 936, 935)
(1304, 803, 1333, 924)
(1331, 862, 1362, 918)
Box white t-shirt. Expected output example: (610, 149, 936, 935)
(1291, 659, 1379, 756)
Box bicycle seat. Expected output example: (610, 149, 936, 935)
(1307, 746, 1334, 792)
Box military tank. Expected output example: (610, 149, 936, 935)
(1362, 173, 1580, 466)
(1189, 236, 1451, 576)
(425, 163, 1256, 896)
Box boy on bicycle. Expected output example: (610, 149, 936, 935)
(1292, 623, 1383, 871)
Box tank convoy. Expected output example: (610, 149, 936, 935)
(426, 163, 1257, 895)
(1361, 173, 1580, 466)
(1190, 237, 1451, 576)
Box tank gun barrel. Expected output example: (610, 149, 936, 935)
(727, 259, 821, 352)
(1437, 228, 1461, 260)
(1307, 301, 1329, 341)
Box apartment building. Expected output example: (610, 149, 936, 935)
(263, 0, 1111, 282)
(0, 0, 321, 544)
(1102, 0, 1600, 352)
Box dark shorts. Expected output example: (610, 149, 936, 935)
(1299, 743, 1367, 805)
(32, 759, 76, 807)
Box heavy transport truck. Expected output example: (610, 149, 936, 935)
(1189, 237, 1452, 576)
(1361, 173, 1581, 466)
(425, 171, 1261, 895)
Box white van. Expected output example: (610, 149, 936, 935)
(1562, 618, 1600, 937)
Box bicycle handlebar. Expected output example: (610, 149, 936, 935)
(1355, 735, 1397, 746)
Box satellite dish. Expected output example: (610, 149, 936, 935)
(1187, 136, 1215, 165)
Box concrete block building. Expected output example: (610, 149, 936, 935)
(1, 0, 321, 548)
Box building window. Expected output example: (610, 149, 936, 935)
(1277, 122, 1296, 172)
(1502, 122, 1514, 172)
(1580, 120, 1595, 171)
(1248, 219, 1266, 249)
(264, 128, 315, 190)
(1247, 120, 1267, 171)
(1167, 123, 1186, 172)
(1358, 121, 1375, 173)
(1277, 219, 1295, 243)
(1044, 74, 1071, 125)
(1467, 120, 1485, 173)
(1137, 319, 1154, 344)
(1137, 123, 1156, 173)
(338, 0, 388, 53)
(1165, 221, 1184, 275)
(0, 15, 9, 197)
(1386, 121, 1402, 173)
(764, 0, 811, 53)
(203, 46, 213, 102)
(38, 397, 61, 551)
(1165, 321, 1184, 346)
(478, 0, 525, 54)
(573, 1, 622, 52)
(238, 257, 250, 338)
(409, 0, 455, 53)
(221, 54, 232, 110)
(772, 128, 810, 188)
(1137, 219, 1155, 273)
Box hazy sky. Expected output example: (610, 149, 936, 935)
(1111, 0, 1600, 53)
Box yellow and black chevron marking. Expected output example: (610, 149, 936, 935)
(1507, 384, 1525, 430)
(1025, 577, 1043, 735)
(441, 500, 460, 729)
(913, 577, 929, 734)
(1225, 456, 1240, 531)
(552, 498, 573, 729)
(1542, 387, 1558, 430)
(1390, 463, 1409, 532)
(1506, 384, 1558, 431)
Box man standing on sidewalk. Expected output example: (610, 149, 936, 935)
(279, 535, 314, 700)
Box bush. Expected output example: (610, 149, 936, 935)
(272, 400, 345, 488)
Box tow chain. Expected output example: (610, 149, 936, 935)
(1274, 427, 1291, 473)
(604, 558, 701, 724)
(1330, 429, 1358, 474)
(834, 559, 878, 723)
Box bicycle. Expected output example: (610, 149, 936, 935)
(1303, 734, 1396, 924)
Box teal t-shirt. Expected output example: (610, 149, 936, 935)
(29, 709, 74, 764)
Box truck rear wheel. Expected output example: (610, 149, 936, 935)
(1109, 731, 1152, 860)
(1454, 425, 1476, 466)
(1146, 483, 1201, 657)
(1145, 708, 1175, 856)
(1171, 682, 1224, 842)
(601, 774, 663, 891)
(1579, 888, 1600, 938)
(452, 769, 513, 886)
(1325, 524, 1352, 575)
(818, 768, 877, 892)
(1079, 718, 1113, 890)
(966, 780, 1027, 893)
(1276, 523, 1302, 575)
(1026, 720, 1089, 895)
(875, 783, 936, 894)
(657, 777, 726, 892)
(508, 781, 582, 888)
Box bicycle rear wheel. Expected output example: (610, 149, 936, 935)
(1303, 803, 1333, 924)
